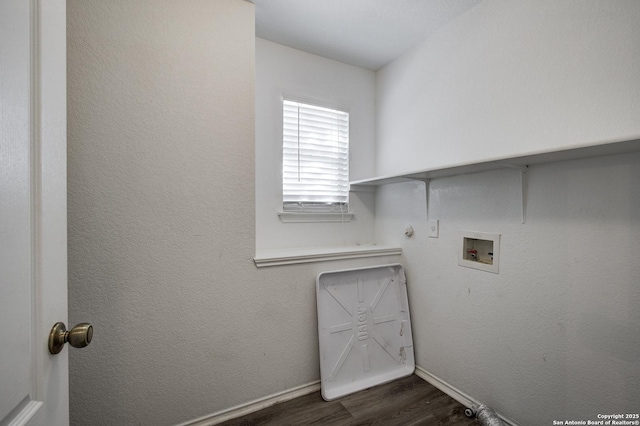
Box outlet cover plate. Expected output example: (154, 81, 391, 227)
(428, 220, 439, 238)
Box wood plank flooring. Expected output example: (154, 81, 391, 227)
(218, 375, 477, 426)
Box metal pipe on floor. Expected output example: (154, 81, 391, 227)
(465, 404, 505, 426)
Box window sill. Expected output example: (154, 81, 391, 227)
(253, 245, 402, 268)
(278, 211, 355, 223)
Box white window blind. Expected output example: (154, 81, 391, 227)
(283, 100, 349, 212)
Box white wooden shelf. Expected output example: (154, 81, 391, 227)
(350, 138, 640, 223)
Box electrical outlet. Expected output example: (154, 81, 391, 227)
(428, 220, 439, 238)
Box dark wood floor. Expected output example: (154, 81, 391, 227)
(218, 374, 477, 426)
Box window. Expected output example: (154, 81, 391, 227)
(282, 100, 349, 214)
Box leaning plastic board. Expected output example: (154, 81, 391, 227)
(316, 264, 415, 400)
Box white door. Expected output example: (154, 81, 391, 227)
(1, 0, 69, 425)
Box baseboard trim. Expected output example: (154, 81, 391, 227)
(177, 368, 519, 426)
(175, 380, 321, 426)
(414, 365, 520, 426)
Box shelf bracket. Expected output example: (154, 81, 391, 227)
(408, 178, 430, 220)
(499, 163, 528, 224)
(520, 167, 528, 224)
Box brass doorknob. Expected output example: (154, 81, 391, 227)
(48, 322, 93, 354)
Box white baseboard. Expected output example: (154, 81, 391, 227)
(414, 365, 520, 426)
(175, 380, 321, 426)
(177, 368, 519, 426)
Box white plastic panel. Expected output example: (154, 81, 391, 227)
(316, 264, 415, 401)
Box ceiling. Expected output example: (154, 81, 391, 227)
(253, 0, 483, 71)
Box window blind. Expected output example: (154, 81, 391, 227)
(283, 100, 349, 211)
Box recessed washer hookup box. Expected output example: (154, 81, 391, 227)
(316, 264, 415, 401)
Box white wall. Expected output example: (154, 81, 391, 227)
(67, 2, 400, 425)
(256, 38, 377, 250)
(376, 154, 640, 424)
(67, 1, 640, 424)
(374, 0, 640, 423)
(376, 0, 640, 176)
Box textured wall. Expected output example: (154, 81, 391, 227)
(255, 38, 377, 251)
(373, 3, 640, 421)
(375, 153, 640, 424)
(376, 0, 640, 176)
(67, 1, 400, 425)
